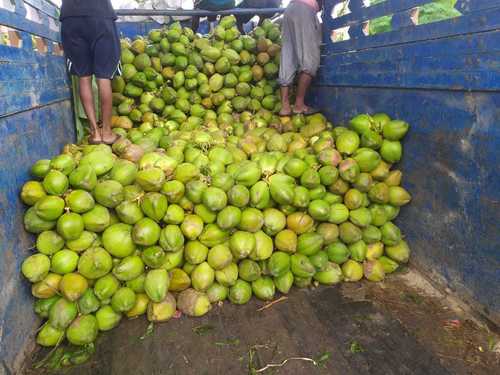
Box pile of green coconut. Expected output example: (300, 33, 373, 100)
(19, 16, 411, 354)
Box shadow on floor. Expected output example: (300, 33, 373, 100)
(24, 270, 500, 375)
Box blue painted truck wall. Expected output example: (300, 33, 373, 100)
(312, 0, 500, 323)
(0, 1, 74, 373)
(0, 0, 498, 372)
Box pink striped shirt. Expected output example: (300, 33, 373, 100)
(293, 0, 319, 12)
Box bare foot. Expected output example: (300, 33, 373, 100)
(293, 105, 319, 115)
(88, 126, 102, 144)
(101, 127, 119, 145)
(279, 104, 293, 116)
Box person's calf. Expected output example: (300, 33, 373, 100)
(293, 72, 313, 113)
(97, 78, 119, 144)
(279, 85, 292, 116)
(79, 76, 101, 142)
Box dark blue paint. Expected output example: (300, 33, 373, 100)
(328, 0, 429, 29)
(23, 0, 59, 18)
(0, 100, 75, 374)
(0, 4, 60, 42)
(324, 5, 500, 54)
(326, 0, 498, 29)
(314, 0, 500, 324)
(311, 87, 500, 323)
(0, 28, 70, 117)
(0, 0, 499, 372)
(0, 2, 74, 374)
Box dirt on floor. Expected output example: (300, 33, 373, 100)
(24, 267, 500, 375)
(360, 268, 500, 375)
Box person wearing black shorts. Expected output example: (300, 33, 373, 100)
(60, 0, 121, 144)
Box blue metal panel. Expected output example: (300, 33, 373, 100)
(314, 0, 500, 324)
(324, 6, 500, 54)
(0, 2, 74, 374)
(0, 0, 60, 41)
(0, 101, 75, 374)
(0, 2, 70, 118)
(327, 0, 499, 29)
(310, 87, 500, 324)
(0, 48, 70, 117)
(318, 31, 500, 91)
(23, 0, 59, 18)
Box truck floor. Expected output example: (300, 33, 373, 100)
(24, 269, 499, 375)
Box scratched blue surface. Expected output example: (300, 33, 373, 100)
(0, 101, 74, 374)
(327, 0, 499, 30)
(311, 87, 500, 323)
(0, 1, 74, 374)
(322, 0, 500, 92)
(314, 0, 500, 324)
(0, 0, 69, 118)
(0, 0, 60, 41)
(1, 0, 499, 372)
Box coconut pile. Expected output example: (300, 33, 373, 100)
(20, 17, 411, 357)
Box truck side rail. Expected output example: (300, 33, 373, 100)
(319, 0, 500, 91)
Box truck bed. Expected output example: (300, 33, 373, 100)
(24, 269, 499, 375)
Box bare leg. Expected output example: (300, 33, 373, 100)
(192, 16, 200, 33)
(279, 85, 292, 116)
(97, 78, 117, 144)
(207, 15, 217, 32)
(79, 76, 101, 143)
(294, 72, 313, 113)
(236, 18, 245, 34)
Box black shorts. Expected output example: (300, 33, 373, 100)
(61, 17, 121, 79)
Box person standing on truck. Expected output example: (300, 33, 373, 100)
(278, 0, 322, 116)
(60, 0, 121, 145)
(192, 0, 236, 33)
(235, 0, 281, 34)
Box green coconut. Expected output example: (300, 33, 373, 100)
(21, 181, 47, 206)
(147, 293, 177, 322)
(22, 254, 50, 282)
(228, 279, 252, 305)
(385, 240, 410, 263)
(314, 262, 343, 285)
(191, 262, 215, 291)
(111, 287, 137, 312)
(37, 324, 65, 347)
(66, 315, 98, 345)
(207, 244, 233, 270)
(59, 272, 88, 301)
(50, 249, 79, 275)
(177, 288, 211, 316)
(252, 277, 275, 301)
(78, 289, 101, 315)
(96, 305, 121, 331)
(77, 247, 113, 279)
(48, 298, 78, 330)
(113, 255, 145, 281)
(273, 271, 294, 294)
(132, 217, 161, 246)
(36, 230, 65, 255)
(126, 293, 150, 318)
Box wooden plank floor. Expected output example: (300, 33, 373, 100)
(24, 270, 499, 375)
